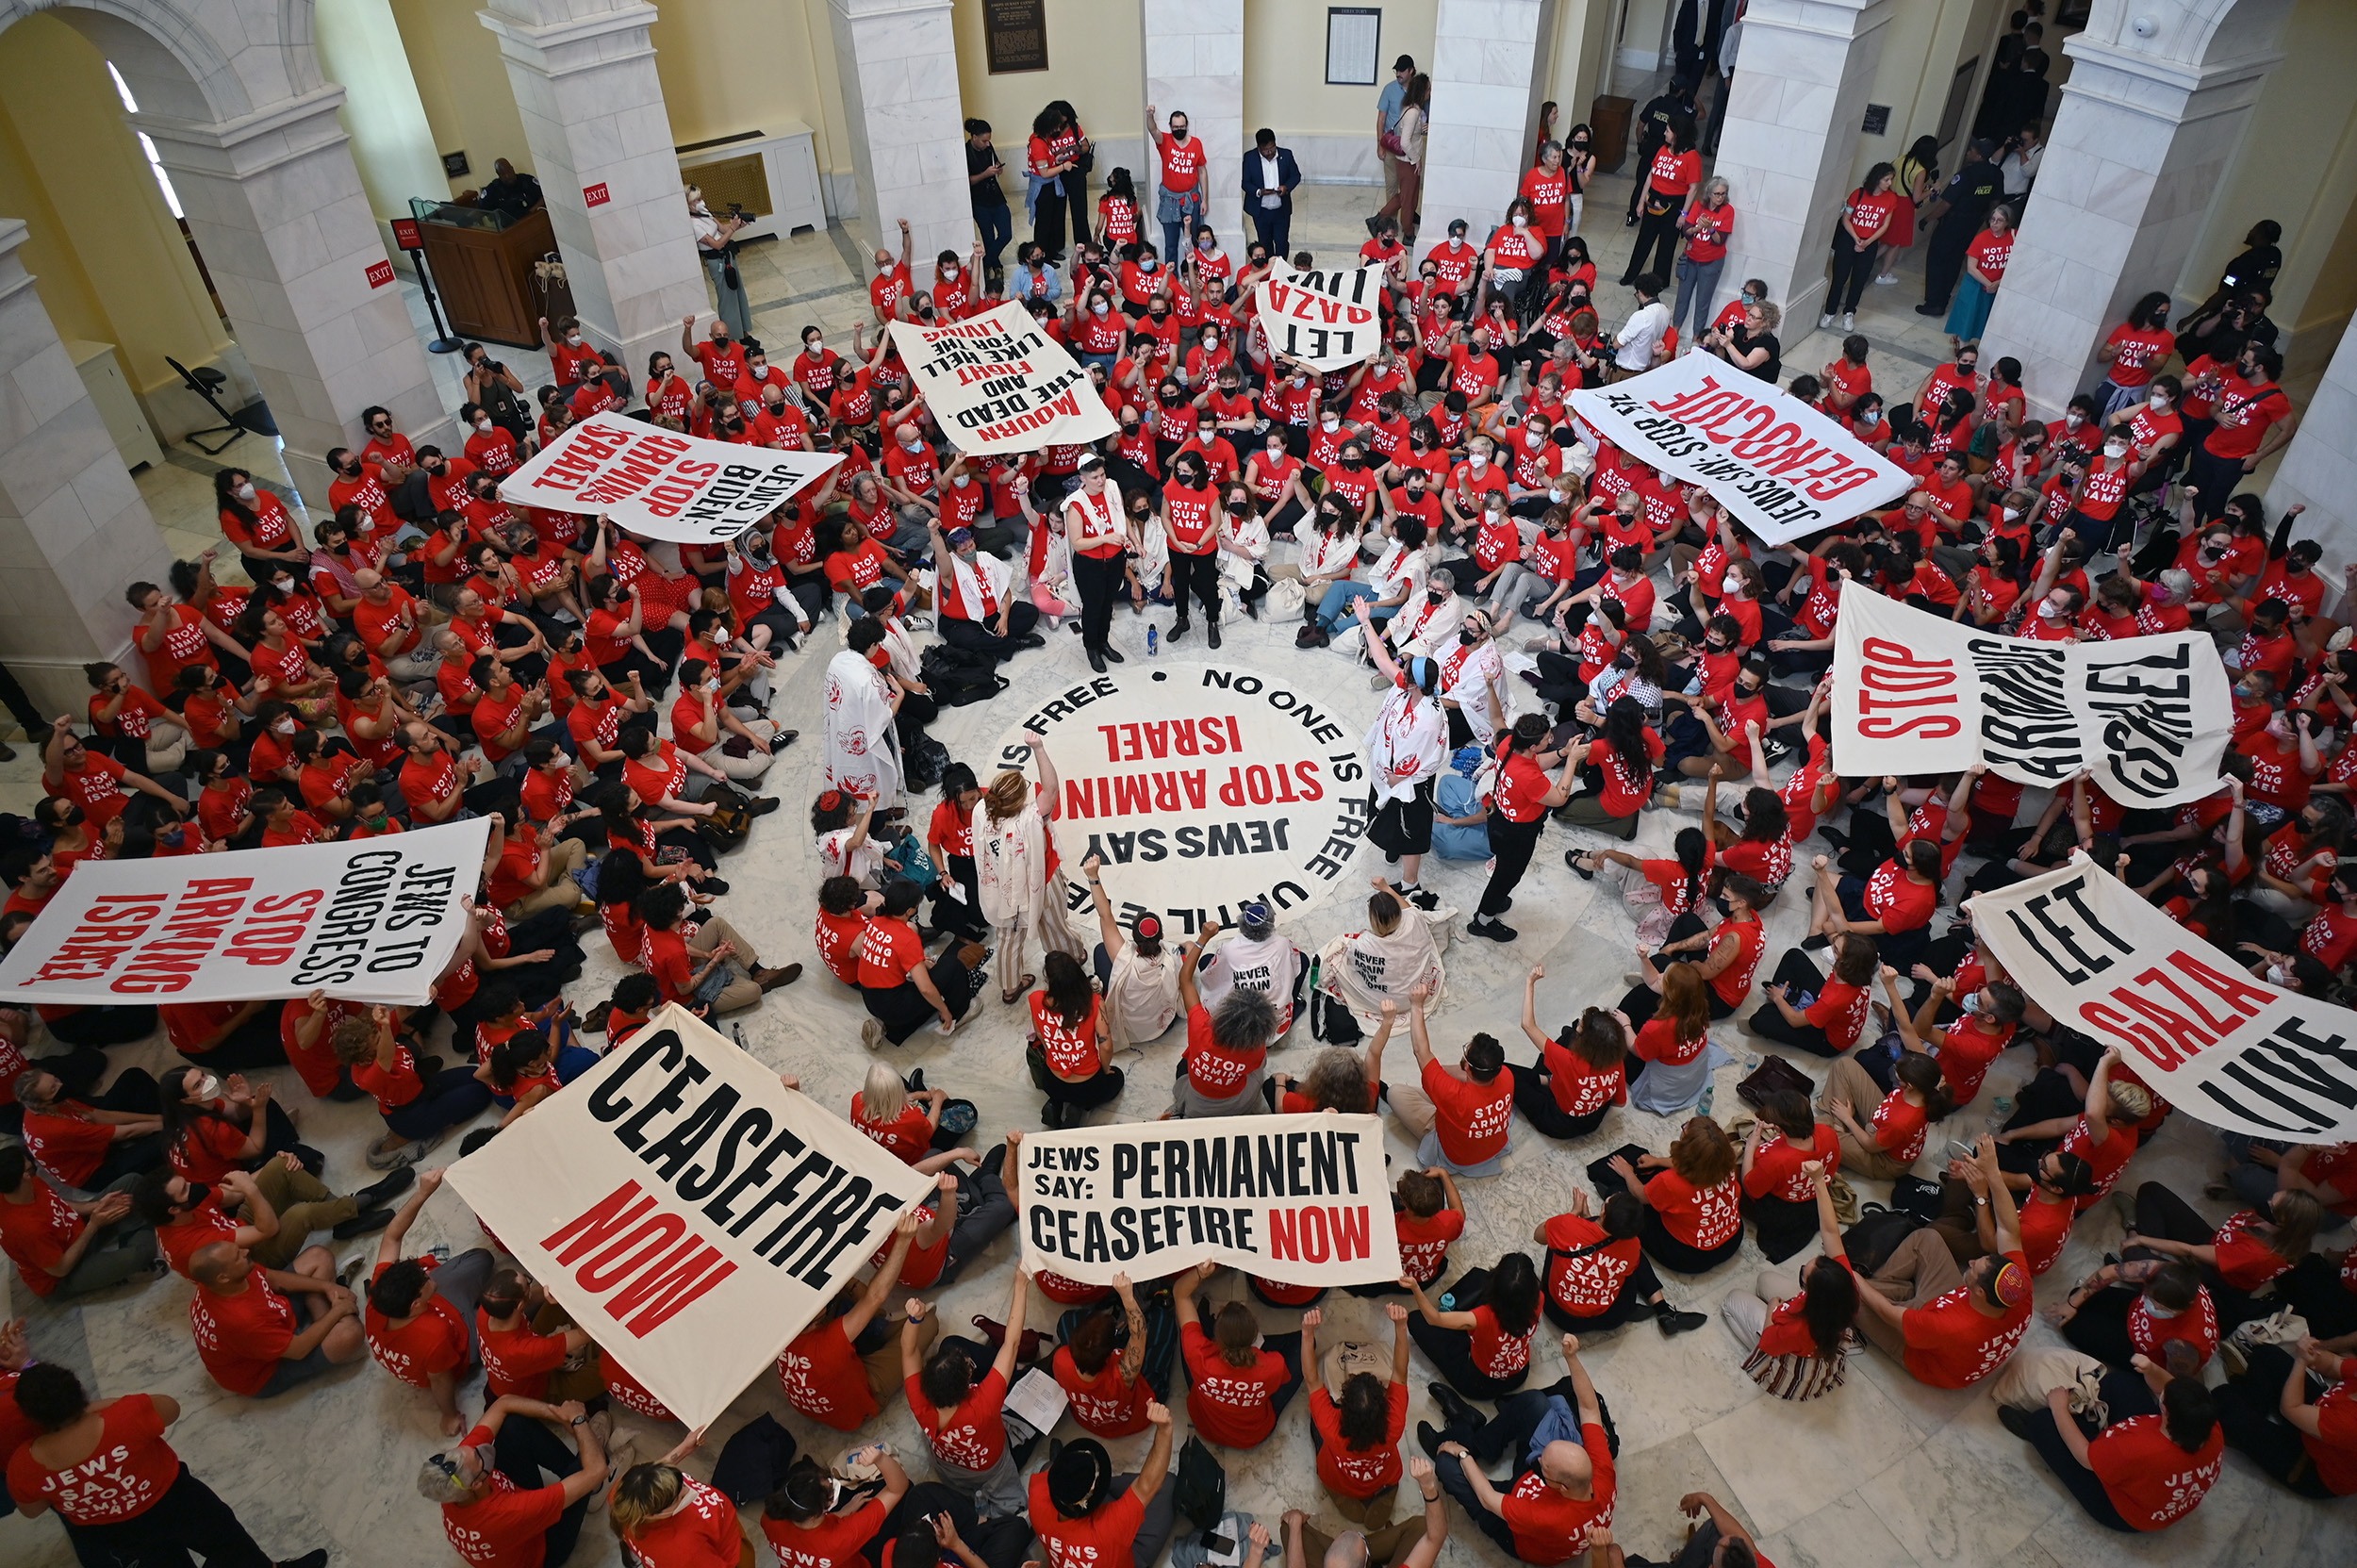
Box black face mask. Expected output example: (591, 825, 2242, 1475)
(1343, 454, 1364, 470)
(1459, 627, 1481, 646)
(1427, 590, 1447, 604)
(1225, 500, 1249, 517)
(180, 1181, 212, 1212)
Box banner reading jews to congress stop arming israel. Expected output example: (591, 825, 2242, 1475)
(0, 819, 491, 1007)
(1252, 263, 1385, 374)
(1832, 586, 2231, 808)
(1567, 358, 1913, 545)
(890, 300, 1118, 455)
(448, 1004, 935, 1429)
(1016, 1113, 1401, 1287)
(499, 411, 843, 546)
(1970, 856, 2357, 1142)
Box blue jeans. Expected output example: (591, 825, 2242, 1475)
(1673, 255, 1726, 343)
(1316, 580, 1393, 633)
(1158, 186, 1206, 267)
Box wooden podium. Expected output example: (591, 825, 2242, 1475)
(413, 203, 556, 350)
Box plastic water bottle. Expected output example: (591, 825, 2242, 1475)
(1698, 1084, 1715, 1116)
(1146, 625, 1159, 657)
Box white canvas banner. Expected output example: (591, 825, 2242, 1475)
(1015, 1113, 1401, 1287)
(1252, 264, 1386, 373)
(447, 1005, 934, 1428)
(1831, 586, 2231, 807)
(1567, 359, 1914, 544)
(1970, 856, 2357, 1142)
(0, 819, 491, 1005)
(889, 301, 1117, 454)
(498, 411, 842, 545)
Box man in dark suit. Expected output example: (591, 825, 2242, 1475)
(1242, 127, 1302, 260)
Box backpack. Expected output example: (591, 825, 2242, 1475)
(920, 645, 1008, 706)
(1842, 1204, 1926, 1277)
(1174, 1435, 1228, 1539)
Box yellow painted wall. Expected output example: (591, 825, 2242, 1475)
(0, 13, 231, 426)
(1240, 0, 1437, 137)
(1544, 0, 1614, 129)
(1847, 0, 2006, 192)
(951, 0, 1140, 173)
(390, 0, 535, 194)
(649, 0, 852, 167)
(318, 0, 451, 236)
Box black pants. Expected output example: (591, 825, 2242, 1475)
(178, 1010, 288, 1070)
(865, 951, 982, 1044)
(43, 1006, 158, 1048)
(1543, 1257, 1665, 1331)
(1920, 226, 1973, 310)
(1429, 1380, 1619, 1558)
(2058, 1284, 2142, 1368)
(2185, 446, 2249, 524)
(1032, 184, 1068, 256)
(1509, 1061, 1611, 1140)
(1477, 814, 1546, 917)
(940, 602, 1040, 664)
(2022, 1377, 2147, 1531)
(70, 1466, 276, 1567)
(1827, 238, 1879, 315)
(1071, 549, 1127, 654)
(1641, 1206, 1740, 1273)
(1748, 949, 1841, 1056)
(1030, 1048, 1128, 1110)
(1169, 551, 1221, 626)
(1531, 649, 1588, 712)
(1747, 1193, 1819, 1263)
(1408, 1309, 1531, 1400)
(490, 1407, 594, 1564)
(2218, 1345, 2341, 1497)
(931, 853, 992, 940)
(1624, 207, 1679, 284)
(2131, 1180, 2269, 1328)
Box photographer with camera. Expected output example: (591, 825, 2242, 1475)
(687, 183, 752, 339)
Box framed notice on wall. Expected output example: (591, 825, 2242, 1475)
(1327, 8, 1381, 86)
(983, 0, 1048, 74)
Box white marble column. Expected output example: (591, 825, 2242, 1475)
(1417, 0, 1547, 264)
(1706, 0, 1894, 326)
(1981, 30, 2284, 420)
(2265, 308, 2357, 572)
(826, 0, 971, 265)
(478, 0, 708, 376)
(137, 89, 449, 510)
(1141, 0, 1242, 256)
(0, 220, 173, 716)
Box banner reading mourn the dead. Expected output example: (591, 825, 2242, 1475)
(500, 412, 842, 545)
(0, 819, 491, 1005)
(447, 1005, 935, 1428)
(1568, 359, 1913, 544)
(1970, 857, 2357, 1142)
(1832, 586, 2230, 807)
(1016, 1113, 1400, 1287)
(1252, 264, 1385, 373)
(890, 301, 1117, 454)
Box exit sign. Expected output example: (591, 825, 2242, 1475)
(584, 182, 611, 207)
(365, 259, 395, 289)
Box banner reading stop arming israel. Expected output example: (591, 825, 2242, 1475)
(1970, 857, 2357, 1142)
(1567, 358, 1913, 544)
(1252, 264, 1385, 373)
(1016, 1113, 1400, 1286)
(1832, 586, 2230, 808)
(890, 300, 1117, 455)
(500, 411, 842, 546)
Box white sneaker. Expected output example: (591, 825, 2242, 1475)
(1818, 313, 1836, 330)
(1874, 273, 1897, 286)
(1842, 312, 1855, 331)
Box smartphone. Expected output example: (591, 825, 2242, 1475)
(1205, 1534, 1236, 1557)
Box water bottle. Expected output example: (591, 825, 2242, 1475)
(1697, 1084, 1714, 1116)
(1146, 625, 1159, 657)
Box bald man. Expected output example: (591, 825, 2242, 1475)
(1282, 1455, 1448, 1568)
(188, 1235, 364, 1398)
(1419, 1332, 1615, 1564)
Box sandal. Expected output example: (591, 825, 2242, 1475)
(1001, 972, 1036, 1005)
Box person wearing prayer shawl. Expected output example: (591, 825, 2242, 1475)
(977, 726, 1084, 1006)
(1355, 598, 1449, 912)
(822, 617, 904, 804)
(1384, 568, 1468, 660)
(931, 519, 1044, 665)
(1318, 879, 1445, 1024)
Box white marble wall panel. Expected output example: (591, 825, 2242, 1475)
(1142, 0, 1244, 253)
(1417, 0, 1545, 263)
(2266, 308, 2357, 575)
(827, 0, 972, 265)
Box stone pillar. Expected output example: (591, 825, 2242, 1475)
(1706, 0, 1894, 328)
(0, 220, 173, 717)
(1141, 0, 1243, 256)
(137, 89, 449, 511)
(478, 0, 708, 376)
(825, 0, 971, 265)
(2265, 308, 2357, 571)
(1981, 31, 2283, 421)
(1417, 0, 1547, 264)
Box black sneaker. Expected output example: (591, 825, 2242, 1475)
(1565, 851, 1594, 880)
(332, 1206, 395, 1241)
(352, 1164, 418, 1211)
(1656, 1307, 1708, 1336)
(1469, 916, 1517, 942)
(1168, 619, 1191, 643)
(1995, 1403, 2040, 1440)
(1402, 884, 1441, 912)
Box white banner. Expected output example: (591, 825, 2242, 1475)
(1567, 360, 1914, 544)
(1970, 857, 2357, 1142)
(1015, 1113, 1401, 1287)
(447, 1005, 934, 1428)
(1832, 586, 2231, 808)
(0, 820, 491, 1006)
(499, 412, 842, 545)
(1252, 264, 1385, 373)
(888, 301, 1117, 455)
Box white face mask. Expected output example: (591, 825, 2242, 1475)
(944, 265, 960, 278)
(234, 483, 256, 503)
(1468, 454, 1488, 470)
(807, 338, 824, 355)
(272, 577, 294, 594)
(274, 718, 298, 734)
(2041, 597, 2069, 620)
(1549, 487, 1568, 503)
(1141, 258, 1159, 272)
(877, 259, 894, 274)
(1322, 417, 1340, 432)
(473, 419, 491, 434)
(1525, 430, 1544, 447)
(2104, 441, 2129, 459)
(1512, 215, 1528, 229)
(1092, 303, 1111, 317)
(1203, 334, 1219, 348)
(1291, 374, 1308, 388)
(1722, 573, 1743, 594)
(191, 1074, 222, 1100)
(2149, 393, 2169, 411)
(565, 334, 582, 347)
(2065, 413, 2085, 429)
(951, 473, 970, 487)
(2002, 505, 2021, 521)
(2268, 963, 2295, 985)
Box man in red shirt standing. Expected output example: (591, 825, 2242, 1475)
(1425, 1331, 1612, 1564)
(418, 1391, 611, 1568)
(1146, 105, 1208, 262)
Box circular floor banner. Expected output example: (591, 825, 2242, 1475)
(992, 662, 1367, 932)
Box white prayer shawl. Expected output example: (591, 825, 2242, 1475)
(1388, 590, 1466, 659)
(975, 797, 1083, 959)
(1439, 637, 1508, 743)
(1217, 514, 1269, 592)
(1103, 942, 1182, 1047)
(1364, 685, 1448, 804)
(1199, 932, 1306, 1034)
(1301, 524, 1362, 580)
(879, 616, 922, 687)
(1318, 912, 1444, 1019)
(1032, 528, 1074, 602)
(1132, 517, 1171, 593)
(822, 649, 903, 802)
(943, 550, 1012, 624)
(816, 827, 886, 887)
(1369, 541, 1428, 601)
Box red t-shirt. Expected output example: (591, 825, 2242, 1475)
(1030, 1469, 1148, 1568)
(1646, 1169, 1740, 1250)
(1395, 1205, 1464, 1285)
(6, 1394, 181, 1525)
(779, 1318, 880, 1431)
(0, 1182, 81, 1297)
(1182, 1004, 1264, 1101)
(618, 1475, 741, 1567)
(441, 1422, 569, 1567)
(2089, 1417, 2223, 1529)
(366, 1257, 472, 1388)
(1755, 1256, 1852, 1358)
(906, 1365, 1011, 1472)
(191, 1268, 296, 1395)
(1423, 1058, 1512, 1166)
(478, 1312, 571, 1399)
(1542, 1213, 1643, 1317)
(1181, 1321, 1291, 1446)
(1309, 1380, 1406, 1498)
(1901, 1248, 2032, 1387)
(762, 1498, 886, 1568)
(1052, 1345, 1153, 1437)
(1499, 1420, 1614, 1565)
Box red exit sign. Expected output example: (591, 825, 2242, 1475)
(584, 182, 611, 208)
(365, 259, 396, 289)
(390, 217, 422, 250)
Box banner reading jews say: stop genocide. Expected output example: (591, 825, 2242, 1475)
(1971, 857, 2357, 1142)
(1568, 358, 1913, 545)
(500, 411, 843, 546)
(890, 300, 1117, 455)
(1252, 264, 1385, 374)
(448, 1004, 936, 1428)
(1016, 1112, 1401, 1287)
(1832, 586, 2231, 808)
(0, 819, 491, 1006)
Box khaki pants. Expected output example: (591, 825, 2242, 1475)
(691, 913, 767, 1015)
(1387, 1081, 1437, 1138)
(689, 723, 780, 783)
(505, 838, 588, 920)
(1854, 1229, 1963, 1362)
(1821, 1056, 1914, 1181)
(865, 1311, 936, 1404)
(1304, 1508, 1426, 1568)
(242, 1158, 357, 1271)
(1381, 150, 1398, 200)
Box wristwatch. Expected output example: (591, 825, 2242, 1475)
(570, 1412, 589, 1426)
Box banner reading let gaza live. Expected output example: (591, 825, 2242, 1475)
(993, 663, 1368, 931)
(890, 301, 1117, 455)
(1832, 586, 2231, 808)
(1017, 1114, 1400, 1287)
(499, 412, 842, 545)
(1251, 264, 1384, 373)
(1971, 857, 2357, 1142)
(448, 1005, 935, 1428)
(1567, 359, 1912, 544)
(0, 819, 491, 1005)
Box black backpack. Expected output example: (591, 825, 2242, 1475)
(920, 645, 1007, 707)
(1174, 1434, 1227, 1538)
(1842, 1204, 1926, 1277)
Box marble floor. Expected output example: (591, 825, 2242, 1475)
(1, 184, 2347, 1567)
